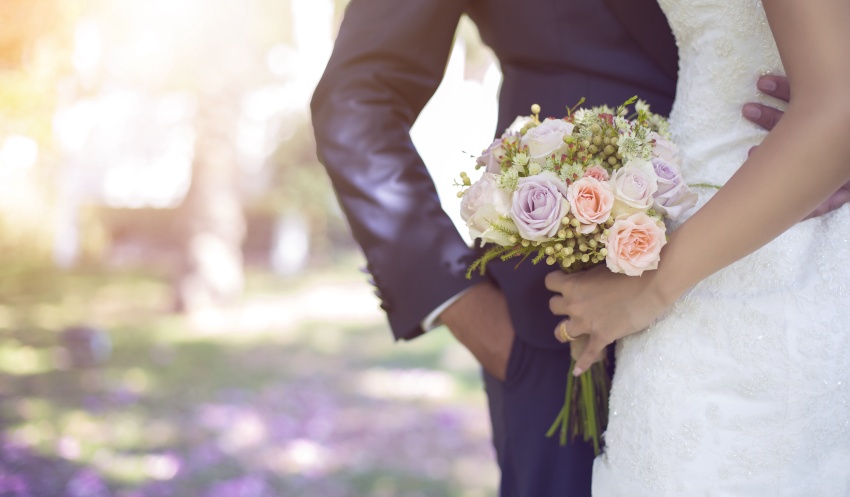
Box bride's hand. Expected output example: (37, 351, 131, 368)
(545, 265, 672, 376)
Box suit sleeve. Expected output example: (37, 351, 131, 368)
(310, 0, 485, 341)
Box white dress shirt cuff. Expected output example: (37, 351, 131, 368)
(421, 287, 474, 332)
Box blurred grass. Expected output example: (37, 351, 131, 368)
(0, 259, 497, 496)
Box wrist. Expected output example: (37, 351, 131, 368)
(651, 240, 695, 308)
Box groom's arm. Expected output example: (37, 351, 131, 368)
(311, 0, 514, 379)
(744, 75, 850, 218)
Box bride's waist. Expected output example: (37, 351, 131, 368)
(673, 125, 766, 186)
(681, 205, 850, 298)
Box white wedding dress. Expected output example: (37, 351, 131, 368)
(592, 1, 850, 495)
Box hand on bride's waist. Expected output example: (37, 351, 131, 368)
(744, 74, 850, 219)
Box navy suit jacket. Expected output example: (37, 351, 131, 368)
(311, 0, 677, 350)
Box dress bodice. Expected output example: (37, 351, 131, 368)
(659, 0, 784, 186)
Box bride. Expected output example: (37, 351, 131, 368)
(545, 0, 850, 495)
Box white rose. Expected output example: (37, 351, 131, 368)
(610, 158, 659, 217)
(504, 116, 535, 135)
(460, 173, 515, 246)
(520, 119, 574, 164)
(649, 131, 680, 165)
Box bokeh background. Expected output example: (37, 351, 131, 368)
(0, 0, 506, 495)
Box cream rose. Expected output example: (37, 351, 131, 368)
(520, 119, 574, 164)
(649, 131, 680, 165)
(505, 115, 535, 135)
(567, 177, 615, 234)
(460, 173, 515, 246)
(610, 159, 659, 217)
(605, 212, 667, 276)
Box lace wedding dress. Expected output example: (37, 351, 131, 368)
(592, 1, 850, 495)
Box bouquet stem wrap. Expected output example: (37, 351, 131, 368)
(545, 358, 610, 455)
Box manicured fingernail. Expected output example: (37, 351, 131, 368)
(742, 104, 761, 120)
(572, 366, 583, 377)
(757, 78, 777, 92)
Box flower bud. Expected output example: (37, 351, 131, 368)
(554, 243, 564, 252)
(570, 218, 581, 229)
(579, 243, 589, 252)
(557, 229, 567, 238)
(531, 104, 541, 115)
(589, 239, 598, 249)
(545, 246, 555, 256)
(456, 191, 464, 198)
(599, 248, 608, 257)
(581, 254, 590, 263)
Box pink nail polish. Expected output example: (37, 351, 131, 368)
(572, 366, 583, 377)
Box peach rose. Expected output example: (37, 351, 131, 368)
(567, 177, 615, 234)
(605, 212, 667, 276)
(583, 165, 610, 182)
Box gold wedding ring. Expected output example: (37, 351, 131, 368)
(556, 320, 577, 343)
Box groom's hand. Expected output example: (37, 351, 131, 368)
(439, 281, 515, 381)
(743, 74, 850, 219)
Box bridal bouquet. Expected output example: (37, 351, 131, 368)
(456, 97, 697, 454)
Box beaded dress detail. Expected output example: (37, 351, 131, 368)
(592, 1, 850, 495)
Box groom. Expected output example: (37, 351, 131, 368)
(310, 0, 849, 495)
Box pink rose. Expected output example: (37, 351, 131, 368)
(461, 173, 515, 246)
(649, 132, 680, 164)
(567, 177, 615, 234)
(610, 159, 659, 217)
(605, 212, 667, 276)
(651, 158, 698, 221)
(583, 165, 610, 182)
(520, 119, 574, 165)
(509, 171, 569, 242)
(476, 138, 509, 174)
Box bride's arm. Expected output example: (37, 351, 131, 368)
(546, 0, 850, 375)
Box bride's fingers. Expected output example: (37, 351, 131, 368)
(555, 318, 586, 344)
(573, 340, 606, 376)
(742, 103, 783, 131)
(544, 270, 570, 293)
(548, 294, 572, 315)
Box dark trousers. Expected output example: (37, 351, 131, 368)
(483, 337, 596, 497)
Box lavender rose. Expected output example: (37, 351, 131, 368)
(520, 119, 574, 165)
(476, 137, 516, 174)
(610, 158, 659, 217)
(461, 173, 515, 246)
(509, 171, 569, 242)
(651, 158, 698, 220)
